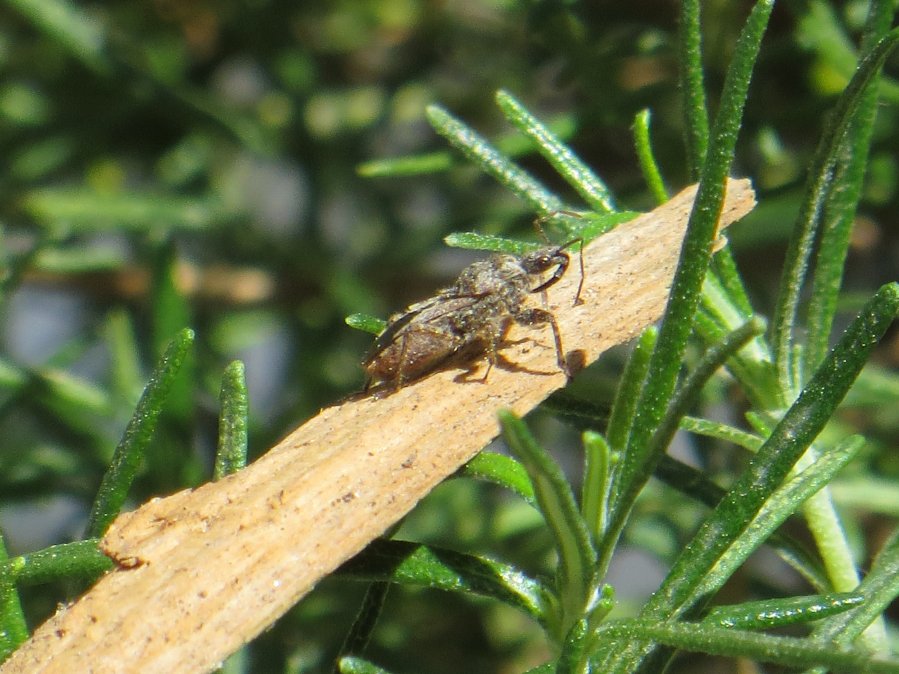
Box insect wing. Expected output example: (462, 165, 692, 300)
(362, 292, 481, 364)
(364, 306, 426, 364)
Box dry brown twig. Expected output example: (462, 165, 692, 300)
(1, 178, 756, 674)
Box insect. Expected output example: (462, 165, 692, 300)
(363, 235, 584, 391)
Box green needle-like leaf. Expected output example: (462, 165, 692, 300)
(805, 1, 895, 373)
(540, 392, 608, 431)
(426, 105, 570, 224)
(499, 410, 597, 637)
(576, 212, 641, 241)
(357, 113, 576, 178)
(444, 231, 535, 256)
(678, 0, 710, 179)
(581, 431, 613, 543)
(705, 593, 864, 630)
(345, 314, 388, 336)
(678, 416, 763, 452)
(2, 540, 112, 585)
(700, 271, 770, 371)
(215, 361, 249, 480)
(496, 90, 615, 213)
(632, 109, 668, 204)
(336, 581, 390, 670)
(556, 617, 590, 674)
(357, 152, 454, 177)
(711, 248, 755, 318)
(599, 619, 899, 672)
(338, 655, 395, 674)
(461, 452, 535, 505)
(338, 539, 550, 623)
(0, 534, 27, 660)
(85, 328, 195, 538)
(606, 328, 657, 456)
(771, 26, 899, 394)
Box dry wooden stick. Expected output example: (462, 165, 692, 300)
(1, 179, 755, 674)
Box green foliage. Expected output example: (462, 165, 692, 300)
(1, 1, 898, 673)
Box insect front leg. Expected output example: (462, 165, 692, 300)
(514, 307, 570, 378)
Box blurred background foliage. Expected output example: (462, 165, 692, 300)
(0, 0, 898, 672)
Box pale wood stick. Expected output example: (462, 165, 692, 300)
(1, 179, 755, 674)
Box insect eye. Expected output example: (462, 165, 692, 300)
(546, 252, 567, 268)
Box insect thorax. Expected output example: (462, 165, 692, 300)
(455, 255, 530, 300)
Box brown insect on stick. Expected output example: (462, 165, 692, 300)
(362, 233, 582, 390)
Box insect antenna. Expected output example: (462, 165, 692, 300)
(533, 209, 583, 242)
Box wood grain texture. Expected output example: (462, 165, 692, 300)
(1, 179, 755, 674)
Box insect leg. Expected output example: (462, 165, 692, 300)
(515, 308, 569, 378)
(480, 349, 495, 382)
(570, 238, 585, 306)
